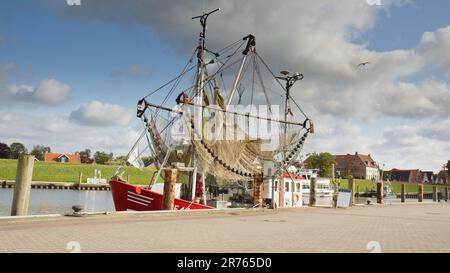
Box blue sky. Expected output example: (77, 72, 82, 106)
(0, 0, 188, 110)
(1, 0, 449, 171)
(356, 0, 450, 51)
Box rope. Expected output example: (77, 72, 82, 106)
(255, 52, 309, 119)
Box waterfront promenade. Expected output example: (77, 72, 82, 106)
(0, 203, 449, 253)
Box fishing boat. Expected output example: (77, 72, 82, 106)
(109, 8, 314, 212)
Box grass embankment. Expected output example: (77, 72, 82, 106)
(0, 159, 162, 185)
(336, 179, 447, 194)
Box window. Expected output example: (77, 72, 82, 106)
(296, 183, 301, 192)
(285, 182, 289, 192)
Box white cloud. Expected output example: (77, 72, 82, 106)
(33, 79, 71, 105)
(371, 118, 450, 171)
(417, 26, 450, 74)
(0, 110, 141, 156)
(0, 79, 71, 106)
(69, 100, 134, 127)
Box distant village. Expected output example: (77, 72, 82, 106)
(301, 152, 450, 185)
(1, 142, 449, 185)
(37, 151, 450, 185)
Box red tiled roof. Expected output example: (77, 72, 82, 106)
(356, 154, 377, 168)
(44, 152, 81, 164)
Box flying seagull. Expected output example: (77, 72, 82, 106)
(357, 62, 370, 67)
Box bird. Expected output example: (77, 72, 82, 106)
(357, 62, 370, 67)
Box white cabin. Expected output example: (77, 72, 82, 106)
(262, 169, 333, 207)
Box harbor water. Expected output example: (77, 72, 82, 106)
(0, 188, 115, 216)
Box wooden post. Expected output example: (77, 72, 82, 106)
(401, 183, 406, 203)
(162, 169, 177, 210)
(11, 155, 35, 216)
(348, 176, 354, 206)
(201, 173, 207, 205)
(331, 164, 338, 208)
(376, 181, 383, 204)
(418, 184, 424, 203)
(271, 179, 277, 209)
(253, 173, 264, 208)
(432, 186, 438, 202)
(309, 177, 316, 207)
(191, 167, 197, 202)
(79, 172, 83, 183)
(445, 187, 449, 202)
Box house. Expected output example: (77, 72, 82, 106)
(437, 170, 450, 184)
(334, 152, 379, 180)
(419, 171, 435, 184)
(44, 152, 81, 164)
(388, 169, 421, 183)
(334, 154, 352, 178)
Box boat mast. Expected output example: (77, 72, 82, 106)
(276, 72, 304, 163)
(191, 8, 220, 202)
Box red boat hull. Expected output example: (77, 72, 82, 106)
(109, 178, 213, 211)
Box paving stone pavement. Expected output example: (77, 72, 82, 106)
(0, 203, 449, 253)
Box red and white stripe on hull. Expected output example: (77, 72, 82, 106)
(109, 178, 213, 211)
(127, 191, 154, 207)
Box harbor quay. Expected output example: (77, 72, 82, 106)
(0, 203, 449, 253)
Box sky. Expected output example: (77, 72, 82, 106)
(0, 0, 449, 172)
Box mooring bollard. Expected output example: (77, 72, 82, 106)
(309, 177, 316, 207)
(253, 173, 264, 208)
(348, 177, 354, 206)
(418, 184, 424, 203)
(11, 155, 35, 216)
(401, 183, 406, 203)
(432, 186, 438, 202)
(376, 181, 383, 204)
(163, 169, 177, 210)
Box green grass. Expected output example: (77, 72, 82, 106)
(0, 159, 161, 185)
(336, 178, 448, 193)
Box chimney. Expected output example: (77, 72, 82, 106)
(355, 152, 358, 155)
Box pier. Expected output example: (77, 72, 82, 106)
(0, 203, 449, 253)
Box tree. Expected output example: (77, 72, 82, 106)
(309, 152, 335, 177)
(10, 142, 27, 159)
(94, 151, 113, 165)
(0, 143, 11, 159)
(447, 160, 450, 176)
(78, 149, 92, 164)
(30, 145, 51, 161)
(115, 155, 128, 164)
